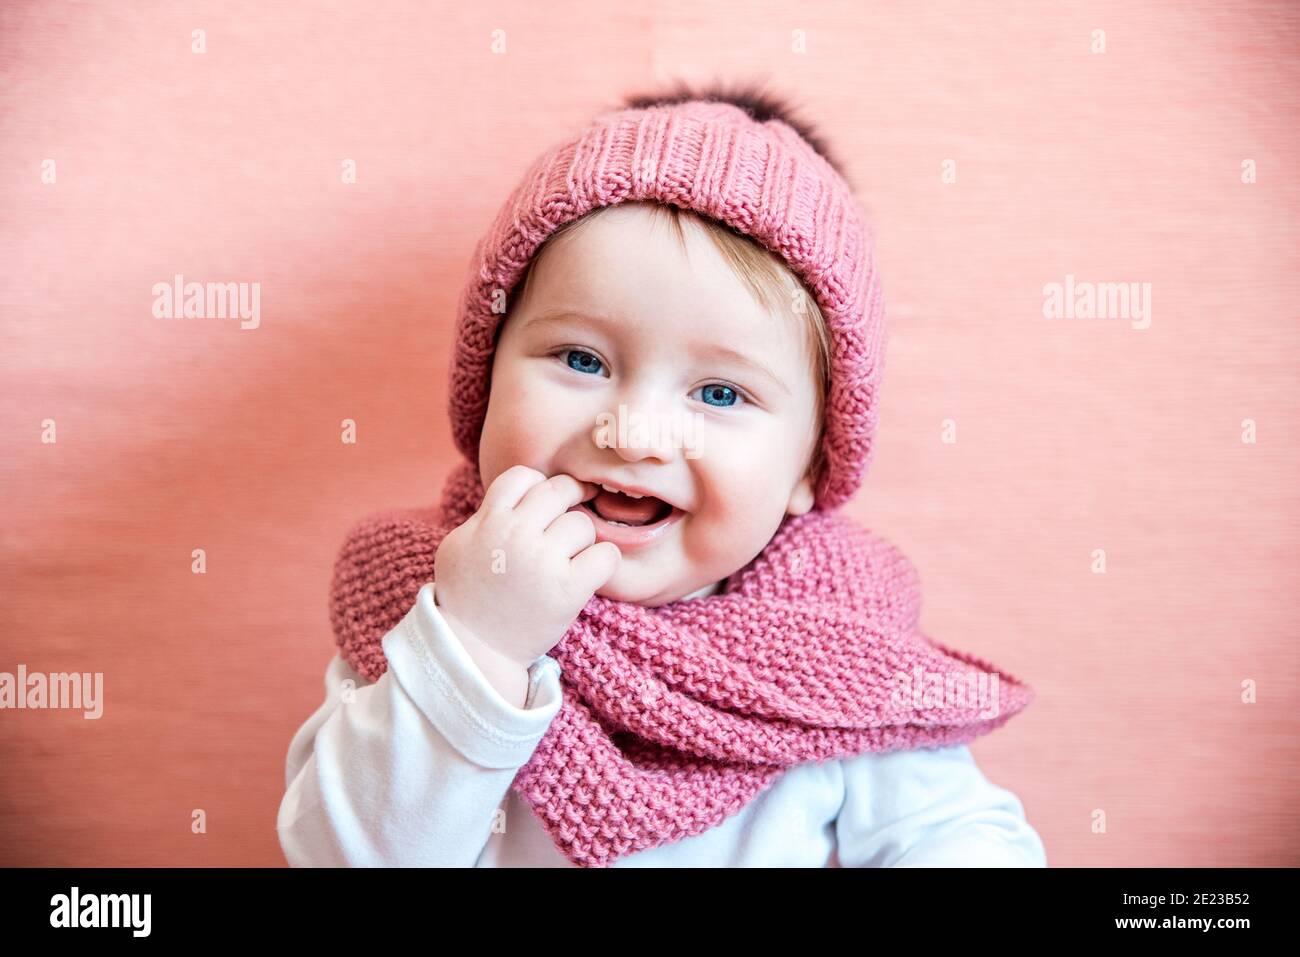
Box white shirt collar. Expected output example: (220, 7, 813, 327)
(681, 579, 725, 602)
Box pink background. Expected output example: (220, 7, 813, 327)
(2, 1, 1298, 866)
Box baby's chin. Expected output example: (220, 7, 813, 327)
(593, 579, 672, 608)
(593, 566, 710, 608)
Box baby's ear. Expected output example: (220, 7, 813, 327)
(786, 473, 815, 516)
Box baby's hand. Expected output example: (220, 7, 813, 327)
(432, 465, 621, 671)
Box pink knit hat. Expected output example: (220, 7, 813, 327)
(449, 91, 886, 510)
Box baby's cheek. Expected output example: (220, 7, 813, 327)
(682, 498, 754, 568)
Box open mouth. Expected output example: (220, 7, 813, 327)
(572, 487, 684, 549)
(580, 488, 674, 527)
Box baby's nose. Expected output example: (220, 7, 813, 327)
(589, 396, 687, 464)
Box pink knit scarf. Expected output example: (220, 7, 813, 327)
(329, 459, 1034, 867)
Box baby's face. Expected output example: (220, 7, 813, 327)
(478, 202, 820, 607)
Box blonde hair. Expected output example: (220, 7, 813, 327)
(513, 202, 831, 493)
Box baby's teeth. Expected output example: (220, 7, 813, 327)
(600, 482, 643, 499)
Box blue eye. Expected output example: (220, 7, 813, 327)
(695, 384, 742, 408)
(563, 349, 604, 375)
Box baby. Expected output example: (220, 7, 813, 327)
(278, 85, 1047, 867)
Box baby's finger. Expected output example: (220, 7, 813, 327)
(568, 540, 621, 595)
(544, 508, 598, 558)
(514, 474, 597, 530)
(479, 464, 549, 514)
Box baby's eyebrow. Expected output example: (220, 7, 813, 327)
(522, 309, 602, 334)
(525, 309, 791, 396)
(693, 342, 791, 397)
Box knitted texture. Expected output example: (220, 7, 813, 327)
(448, 98, 885, 511)
(330, 460, 1035, 867)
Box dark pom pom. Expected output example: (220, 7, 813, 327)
(619, 77, 849, 184)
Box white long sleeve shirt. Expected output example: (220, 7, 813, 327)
(278, 580, 1048, 867)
